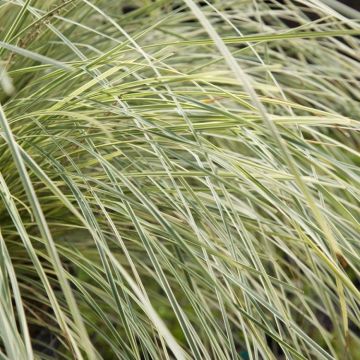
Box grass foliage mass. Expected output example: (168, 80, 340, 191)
(0, 0, 360, 359)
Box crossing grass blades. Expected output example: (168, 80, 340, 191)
(0, 0, 360, 359)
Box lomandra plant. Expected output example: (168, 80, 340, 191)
(0, 0, 359, 359)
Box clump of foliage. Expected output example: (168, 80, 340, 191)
(0, 0, 359, 359)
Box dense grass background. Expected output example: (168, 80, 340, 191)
(0, 0, 359, 359)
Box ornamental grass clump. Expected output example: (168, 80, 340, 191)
(0, 0, 359, 359)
